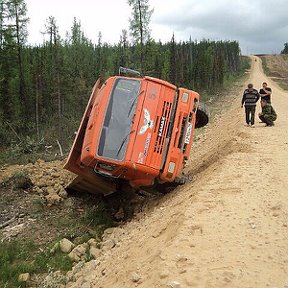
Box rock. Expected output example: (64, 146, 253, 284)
(37, 180, 47, 188)
(81, 283, 90, 288)
(89, 247, 101, 259)
(33, 186, 43, 194)
(102, 227, 115, 240)
(53, 183, 61, 193)
(131, 272, 141, 283)
(3, 223, 25, 239)
(167, 281, 181, 288)
(59, 238, 75, 253)
(101, 239, 115, 251)
(87, 238, 98, 248)
(45, 193, 62, 206)
(68, 244, 88, 262)
(35, 159, 45, 166)
(71, 260, 85, 274)
(18, 273, 30, 283)
(159, 271, 169, 279)
(46, 187, 56, 195)
(51, 172, 60, 178)
(68, 251, 81, 263)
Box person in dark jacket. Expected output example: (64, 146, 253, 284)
(241, 83, 260, 127)
(258, 99, 277, 126)
(259, 82, 272, 103)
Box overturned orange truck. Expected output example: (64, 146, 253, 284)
(64, 67, 208, 195)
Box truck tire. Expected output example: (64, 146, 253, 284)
(195, 103, 209, 128)
(155, 174, 193, 194)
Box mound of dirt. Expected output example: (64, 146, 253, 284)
(1, 159, 75, 206)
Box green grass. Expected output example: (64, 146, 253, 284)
(55, 203, 116, 242)
(0, 240, 72, 287)
(0, 204, 115, 287)
(0, 148, 63, 166)
(261, 57, 271, 75)
(81, 203, 116, 239)
(260, 55, 288, 91)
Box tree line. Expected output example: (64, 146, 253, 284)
(0, 0, 243, 152)
(281, 43, 288, 54)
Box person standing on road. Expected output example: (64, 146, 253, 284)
(258, 99, 277, 126)
(241, 83, 260, 127)
(259, 82, 272, 103)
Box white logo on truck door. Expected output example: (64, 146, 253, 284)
(139, 108, 154, 135)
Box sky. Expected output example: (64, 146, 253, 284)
(25, 0, 288, 54)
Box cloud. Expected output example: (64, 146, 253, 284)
(25, 0, 288, 54)
(151, 0, 288, 53)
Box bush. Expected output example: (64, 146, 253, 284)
(10, 136, 45, 155)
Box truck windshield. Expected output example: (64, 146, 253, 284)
(98, 78, 141, 160)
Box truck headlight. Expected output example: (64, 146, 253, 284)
(181, 92, 189, 103)
(168, 162, 176, 174)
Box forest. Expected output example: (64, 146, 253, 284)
(0, 0, 243, 158)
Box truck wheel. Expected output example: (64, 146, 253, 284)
(155, 174, 193, 194)
(195, 103, 209, 128)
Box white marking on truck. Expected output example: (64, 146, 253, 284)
(184, 122, 192, 144)
(158, 116, 166, 137)
(139, 108, 154, 135)
(144, 133, 152, 156)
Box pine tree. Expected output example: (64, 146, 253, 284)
(7, 0, 29, 120)
(281, 43, 288, 54)
(128, 0, 153, 73)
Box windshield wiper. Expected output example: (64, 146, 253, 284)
(116, 130, 135, 157)
(127, 90, 144, 117)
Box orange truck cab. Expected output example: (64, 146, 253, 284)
(64, 68, 208, 195)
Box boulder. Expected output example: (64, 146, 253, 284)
(101, 239, 115, 251)
(89, 247, 101, 259)
(68, 244, 88, 262)
(131, 272, 141, 283)
(59, 238, 75, 253)
(18, 273, 30, 283)
(87, 238, 98, 248)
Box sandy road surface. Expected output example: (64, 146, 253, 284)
(66, 57, 288, 288)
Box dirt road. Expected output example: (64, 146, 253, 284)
(66, 57, 288, 288)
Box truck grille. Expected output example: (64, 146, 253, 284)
(154, 101, 172, 154)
